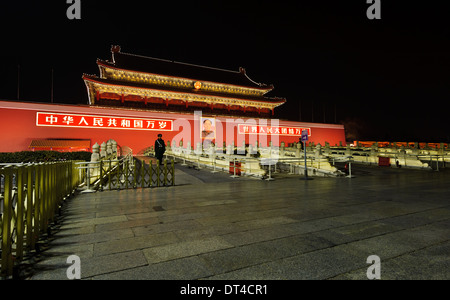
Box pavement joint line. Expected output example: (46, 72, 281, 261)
(325, 239, 450, 280)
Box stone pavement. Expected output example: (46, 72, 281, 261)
(26, 164, 449, 280)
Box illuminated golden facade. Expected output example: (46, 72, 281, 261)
(83, 46, 286, 117)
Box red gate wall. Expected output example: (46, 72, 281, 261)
(0, 100, 346, 154)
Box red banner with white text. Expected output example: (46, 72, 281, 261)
(36, 112, 173, 131)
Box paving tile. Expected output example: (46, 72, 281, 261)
(81, 250, 148, 278)
(55, 228, 135, 245)
(132, 219, 203, 237)
(331, 240, 450, 280)
(380, 240, 450, 280)
(93, 231, 180, 256)
(62, 215, 128, 229)
(142, 237, 234, 264)
(92, 256, 214, 280)
(207, 246, 362, 280)
(340, 221, 450, 262)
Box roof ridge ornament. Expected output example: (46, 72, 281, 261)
(111, 45, 121, 53)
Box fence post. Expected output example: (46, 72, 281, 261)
(78, 162, 82, 189)
(49, 163, 55, 226)
(230, 157, 239, 178)
(1, 167, 13, 277)
(133, 159, 138, 188)
(265, 160, 274, 181)
(116, 161, 121, 190)
(26, 165, 34, 250)
(34, 164, 41, 249)
(164, 160, 168, 186)
(211, 154, 219, 173)
(157, 160, 161, 187)
(16, 166, 25, 261)
(50, 163, 56, 223)
(107, 160, 112, 190)
(67, 162, 71, 194)
(172, 159, 175, 186)
(150, 160, 153, 187)
(40, 164, 47, 234)
(99, 160, 103, 191)
(125, 160, 129, 190)
(141, 159, 145, 188)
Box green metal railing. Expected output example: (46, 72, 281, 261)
(0, 161, 82, 278)
(136, 159, 175, 189)
(76, 157, 175, 191)
(97, 158, 175, 190)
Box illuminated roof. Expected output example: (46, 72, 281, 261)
(107, 47, 274, 91)
(83, 46, 286, 115)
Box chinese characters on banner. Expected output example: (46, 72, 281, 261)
(36, 112, 173, 131)
(238, 124, 311, 136)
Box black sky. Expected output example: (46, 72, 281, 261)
(1, 0, 449, 141)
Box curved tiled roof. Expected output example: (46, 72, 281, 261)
(104, 46, 274, 91)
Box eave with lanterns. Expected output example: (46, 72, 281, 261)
(83, 46, 286, 117)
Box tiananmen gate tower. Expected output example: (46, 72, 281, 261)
(0, 46, 346, 154)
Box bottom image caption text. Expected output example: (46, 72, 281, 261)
(180, 284, 268, 297)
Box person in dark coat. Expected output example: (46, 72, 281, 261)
(298, 138, 304, 150)
(155, 134, 166, 165)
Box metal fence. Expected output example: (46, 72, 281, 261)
(0, 161, 83, 278)
(76, 156, 175, 192)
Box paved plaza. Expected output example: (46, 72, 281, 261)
(26, 163, 449, 280)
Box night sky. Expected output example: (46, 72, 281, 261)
(1, 0, 449, 142)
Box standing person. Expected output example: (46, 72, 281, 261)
(298, 137, 304, 150)
(155, 134, 166, 165)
